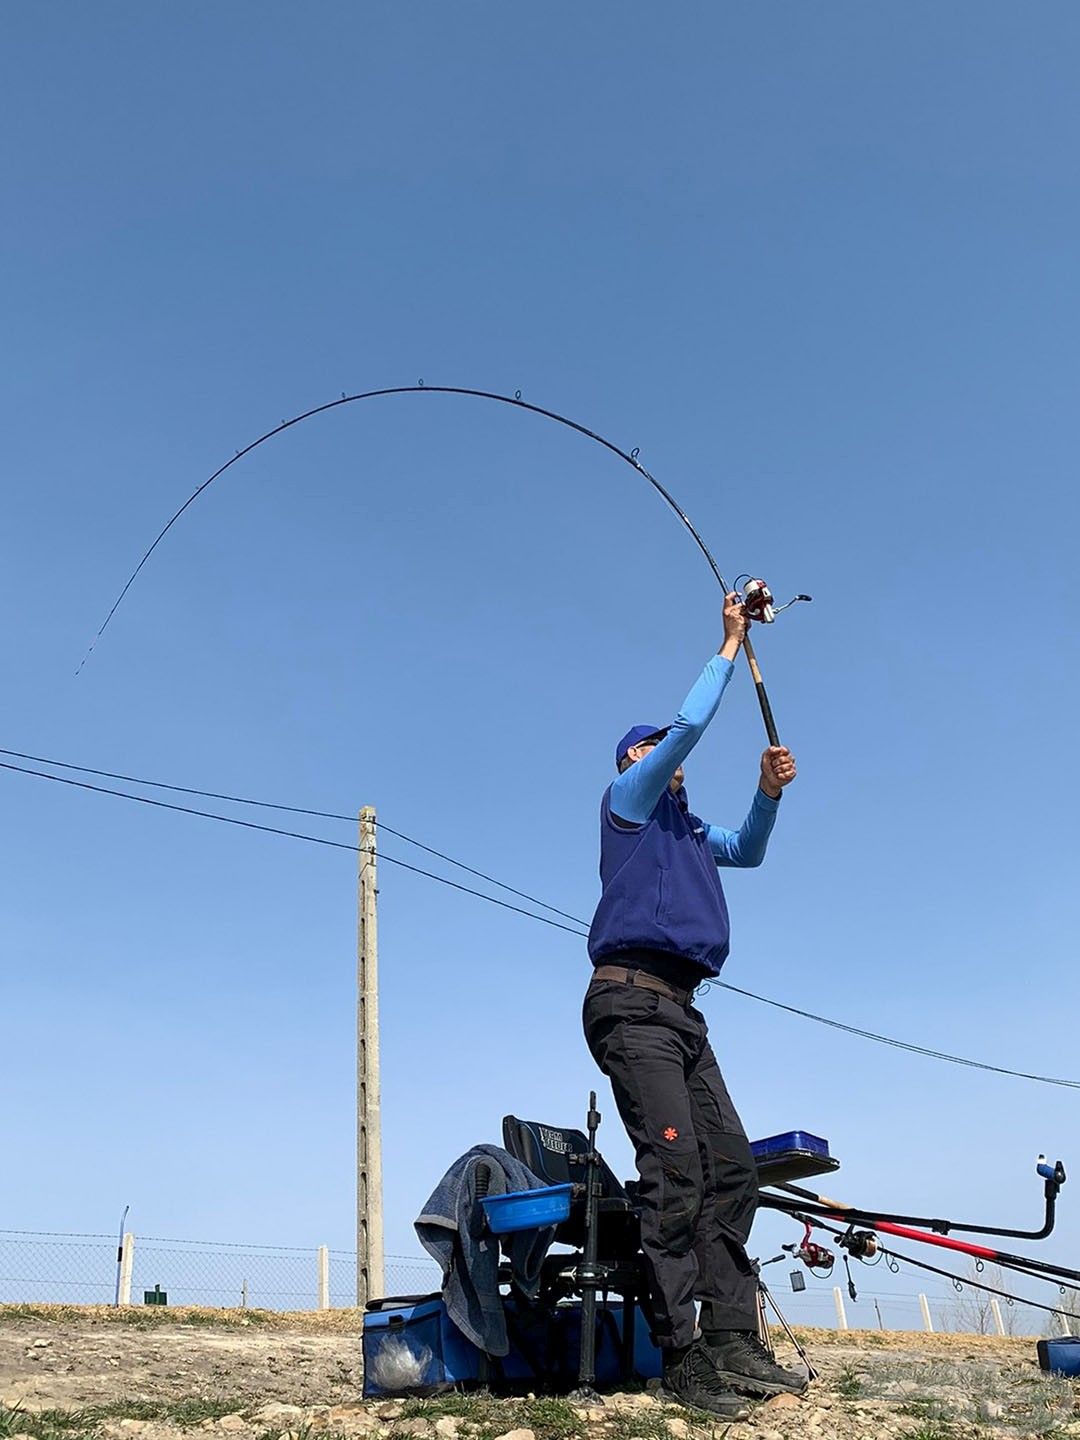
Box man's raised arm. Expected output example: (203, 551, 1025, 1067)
(706, 745, 797, 867)
(610, 594, 747, 825)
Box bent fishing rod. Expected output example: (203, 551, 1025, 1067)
(78, 384, 810, 741)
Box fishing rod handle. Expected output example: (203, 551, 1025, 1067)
(742, 636, 781, 748)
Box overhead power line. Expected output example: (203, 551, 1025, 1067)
(3, 747, 1078, 1091)
(0, 746, 582, 925)
(715, 982, 1080, 1089)
(0, 759, 587, 937)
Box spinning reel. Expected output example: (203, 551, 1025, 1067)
(841, 1229, 880, 1261)
(784, 1222, 835, 1275)
(735, 577, 813, 625)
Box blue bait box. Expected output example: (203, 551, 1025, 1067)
(1038, 1337, 1080, 1377)
(363, 1295, 484, 1395)
(481, 1183, 573, 1234)
(556, 1301, 663, 1382)
(363, 1294, 661, 1396)
(751, 1131, 830, 1161)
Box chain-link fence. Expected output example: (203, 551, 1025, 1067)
(0, 1229, 1068, 1333)
(131, 1238, 321, 1310)
(767, 1281, 1061, 1336)
(327, 1249, 441, 1304)
(0, 1230, 440, 1310)
(0, 1231, 117, 1305)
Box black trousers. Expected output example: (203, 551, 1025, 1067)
(582, 976, 760, 1349)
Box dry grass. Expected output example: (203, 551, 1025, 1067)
(0, 1305, 363, 1334)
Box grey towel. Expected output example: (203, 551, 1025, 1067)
(415, 1143, 558, 1356)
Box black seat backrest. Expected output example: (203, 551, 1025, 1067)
(502, 1115, 628, 1201)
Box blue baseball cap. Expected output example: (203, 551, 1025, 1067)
(615, 724, 670, 769)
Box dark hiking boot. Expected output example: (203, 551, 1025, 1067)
(707, 1329, 809, 1396)
(661, 1341, 753, 1420)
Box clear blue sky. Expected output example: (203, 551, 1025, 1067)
(3, 3, 1079, 1327)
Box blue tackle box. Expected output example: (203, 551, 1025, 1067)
(363, 1293, 659, 1396)
(1038, 1336, 1080, 1377)
(751, 1130, 839, 1187)
(480, 1183, 573, 1234)
(363, 1295, 485, 1395)
(556, 1302, 663, 1383)
(752, 1131, 830, 1161)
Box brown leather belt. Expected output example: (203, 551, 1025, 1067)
(592, 964, 693, 1007)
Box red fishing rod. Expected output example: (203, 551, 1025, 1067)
(788, 1213, 1080, 1321)
(760, 1156, 1080, 1289)
(834, 1218, 1080, 1288)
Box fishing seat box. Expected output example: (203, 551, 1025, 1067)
(362, 1294, 661, 1397)
(1037, 1336, 1080, 1378)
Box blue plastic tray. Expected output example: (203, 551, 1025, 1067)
(751, 1131, 830, 1161)
(481, 1184, 573, 1234)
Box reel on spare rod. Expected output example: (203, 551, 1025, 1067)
(784, 1222, 835, 1275)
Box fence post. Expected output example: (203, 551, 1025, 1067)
(989, 1298, 1005, 1336)
(833, 1287, 848, 1330)
(118, 1233, 135, 1306)
(919, 1294, 934, 1332)
(318, 1245, 330, 1310)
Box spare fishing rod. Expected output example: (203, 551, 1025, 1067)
(829, 1218, 1080, 1290)
(760, 1157, 1080, 1289)
(791, 1211, 1080, 1316)
(77, 383, 810, 746)
(760, 1154, 1067, 1244)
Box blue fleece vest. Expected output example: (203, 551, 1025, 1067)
(588, 782, 731, 977)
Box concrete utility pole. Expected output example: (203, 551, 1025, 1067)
(357, 805, 385, 1307)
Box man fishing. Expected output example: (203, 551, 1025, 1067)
(583, 593, 804, 1419)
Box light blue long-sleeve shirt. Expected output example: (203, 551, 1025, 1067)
(609, 653, 781, 867)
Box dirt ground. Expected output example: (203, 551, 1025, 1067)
(1, 1306, 1076, 1440)
(0, 1307, 362, 1412)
